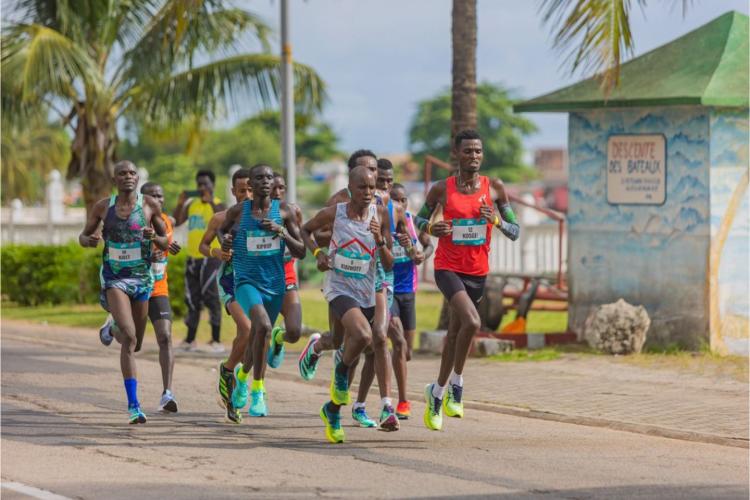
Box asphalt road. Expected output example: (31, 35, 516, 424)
(2, 323, 748, 499)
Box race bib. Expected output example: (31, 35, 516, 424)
(151, 260, 167, 280)
(246, 230, 282, 256)
(392, 241, 411, 264)
(451, 218, 486, 246)
(107, 241, 142, 265)
(333, 248, 371, 279)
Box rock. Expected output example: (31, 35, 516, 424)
(419, 330, 447, 354)
(584, 299, 651, 355)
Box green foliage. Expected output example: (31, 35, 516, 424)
(196, 120, 281, 173)
(489, 348, 561, 362)
(408, 82, 537, 181)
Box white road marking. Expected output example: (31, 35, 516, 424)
(2, 481, 72, 500)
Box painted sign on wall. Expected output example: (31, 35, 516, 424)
(607, 134, 666, 204)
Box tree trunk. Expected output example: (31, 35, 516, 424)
(67, 103, 117, 216)
(438, 0, 478, 328)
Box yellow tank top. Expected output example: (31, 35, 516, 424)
(186, 197, 221, 258)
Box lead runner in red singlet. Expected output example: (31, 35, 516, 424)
(413, 129, 520, 431)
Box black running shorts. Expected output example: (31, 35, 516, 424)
(148, 295, 172, 323)
(391, 292, 416, 331)
(329, 296, 375, 325)
(434, 270, 487, 310)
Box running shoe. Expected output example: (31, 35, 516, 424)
(330, 348, 350, 406)
(266, 326, 286, 369)
(217, 362, 233, 409)
(298, 333, 321, 380)
(128, 406, 147, 425)
(232, 365, 249, 409)
(99, 316, 114, 346)
(178, 340, 197, 352)
(157, 390, 178, 413)
(379, 405, 400, 431)
(443, 383, 464, 418)
(209, 341, 226, 354)
(396, 400, 411, 420)
(249, 389, 268, 417)
(320, 403, 345, 444)
(423, 384, 443, 431)
(352, 406, 377, 428)
(226, 402, 242, 424)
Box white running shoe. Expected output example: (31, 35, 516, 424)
(157, 390, 178, 413)
(178, 340, 197, 352)
(209, 341, 226, 354)
(99, 315, 114, 346)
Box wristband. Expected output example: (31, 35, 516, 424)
(377, 239, 386, 248)
(427, 223, 433, 235)
(493, 215, 500, 226)
(313, 247, 323, 258)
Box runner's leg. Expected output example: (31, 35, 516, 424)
(281, 289, 302, 344)
(226, 301, 252, 371)
(440, 291, 479, 386)
(388, 316, 408, 404)
(153, 319, 174, 393)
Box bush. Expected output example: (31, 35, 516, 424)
(1, 243, 187, 317)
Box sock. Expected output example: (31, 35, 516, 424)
(251, 379, 264, 392)
(432, 383, 446, 400)
(124, 378, 139, 409)
(381, 397, 392, 409)
(450, 371, 464, 387)
(211, 324, 221, 343)
(353, 401, 366, 411)
(237, 365, 250, 383)
(274, 328, 286, 345)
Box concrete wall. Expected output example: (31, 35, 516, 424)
(568, 106, 711, 349)
(709, 108, 749, 356)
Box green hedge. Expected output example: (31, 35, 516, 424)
(1, 243, 186, 317)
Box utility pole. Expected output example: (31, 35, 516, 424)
(280, 0, 297, 204)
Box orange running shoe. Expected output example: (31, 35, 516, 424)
(396, 400, 411, 420)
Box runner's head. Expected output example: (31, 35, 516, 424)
(376, 159, 394, 194)
(271, 172, 286, 201)
(113, 160, 138, 193)
(391, 183, 408, 211)
(347, 149, 377, 174)
(231, 168, 251, 203)
(454, 129, 483, 173)
(140, 182, 164, 208)
(249, 163, 274, 199)
(196, 169, 215, 195)
(348, 165, 376, 207)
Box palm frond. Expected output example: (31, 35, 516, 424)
(122, 54, 326, 126)
(540, 0, 645, 94)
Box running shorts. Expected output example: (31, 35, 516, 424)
(99, 278, 151, 311)
(236, 283, 283, 325)
(284, 259, 298, 291)
(217, 269, 235, 314)
(390, 292, 416, 331)
(148, 295, 172, 323)
(329, 295, 375, 325)
(434, 270, 487, 310)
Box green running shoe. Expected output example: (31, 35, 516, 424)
(217, 362, 232, 409)
(320, 403, 345, 444)
(128, 406, 147, 425)
(352, 406, 376, 428)
(249, 389, 268, 417)
(267, 326, 286, 369)
(423, 384, 443, 431)
(232, 365, 249, 409)
(379, 404, 400, 432)
(298, 333, 321, 380)
(330, 348, 351, 406)
(443, 383, 464, 418)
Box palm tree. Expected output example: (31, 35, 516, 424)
(2, 0, 326, 213)
(450, 0, 477, 165)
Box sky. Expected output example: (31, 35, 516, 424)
(245, 0, 748, 156)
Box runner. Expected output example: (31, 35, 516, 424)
(414, 130, 520, 431)
(221, 164, 306, 418)
(300, 165, 394, 443)
(173, 170, 226, 352)
(198, 168, 253, 423)
(79, 160, 168, 424)
(269, 173, 303, 367)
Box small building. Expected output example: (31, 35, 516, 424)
(515, 11, 749, 354)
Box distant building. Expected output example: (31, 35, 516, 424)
(534, 147, 568, 183)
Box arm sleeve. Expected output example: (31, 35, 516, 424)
(498, 203, 520, 241)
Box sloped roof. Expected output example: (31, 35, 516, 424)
(514, 11, 749, 112)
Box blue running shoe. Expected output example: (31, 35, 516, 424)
(330, 348, 350, 405)
(99, 316, 114, 346)
(298, 333, 321, 380)
(320, 403, 345, 443)
(352, 406, 376, 428)
(267, 326, 286, 369)
(249, 389, 268, 417)
(232, 365, 249, 409)
(128, 406, 147, 425)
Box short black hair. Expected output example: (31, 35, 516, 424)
(249, 163, 272, 176)
(347, 149, 377, 170)
(273, 171, 284, 179)
(231, 168, 250, 186)
(377, 158, 393, 171)
(140, 181, 159, 194)
(454, 129, 482, 149)
(391, 182, 406, 192)
(196, 169, 215, 183)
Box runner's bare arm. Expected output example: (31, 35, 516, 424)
(218, 203, 244, 252)
(374, 205, 394, 271)
(302, 206, 336, 271)
(280, 202, 306, 260)
(490, 178, 519, 241)
(199, 213, 225, 259)
(78, 199, 107, 247)
(418, 231, 435, 259)
(144, 195, 169, 250)
(414, 181, 451, 237)
(172, 192, 191, 226)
